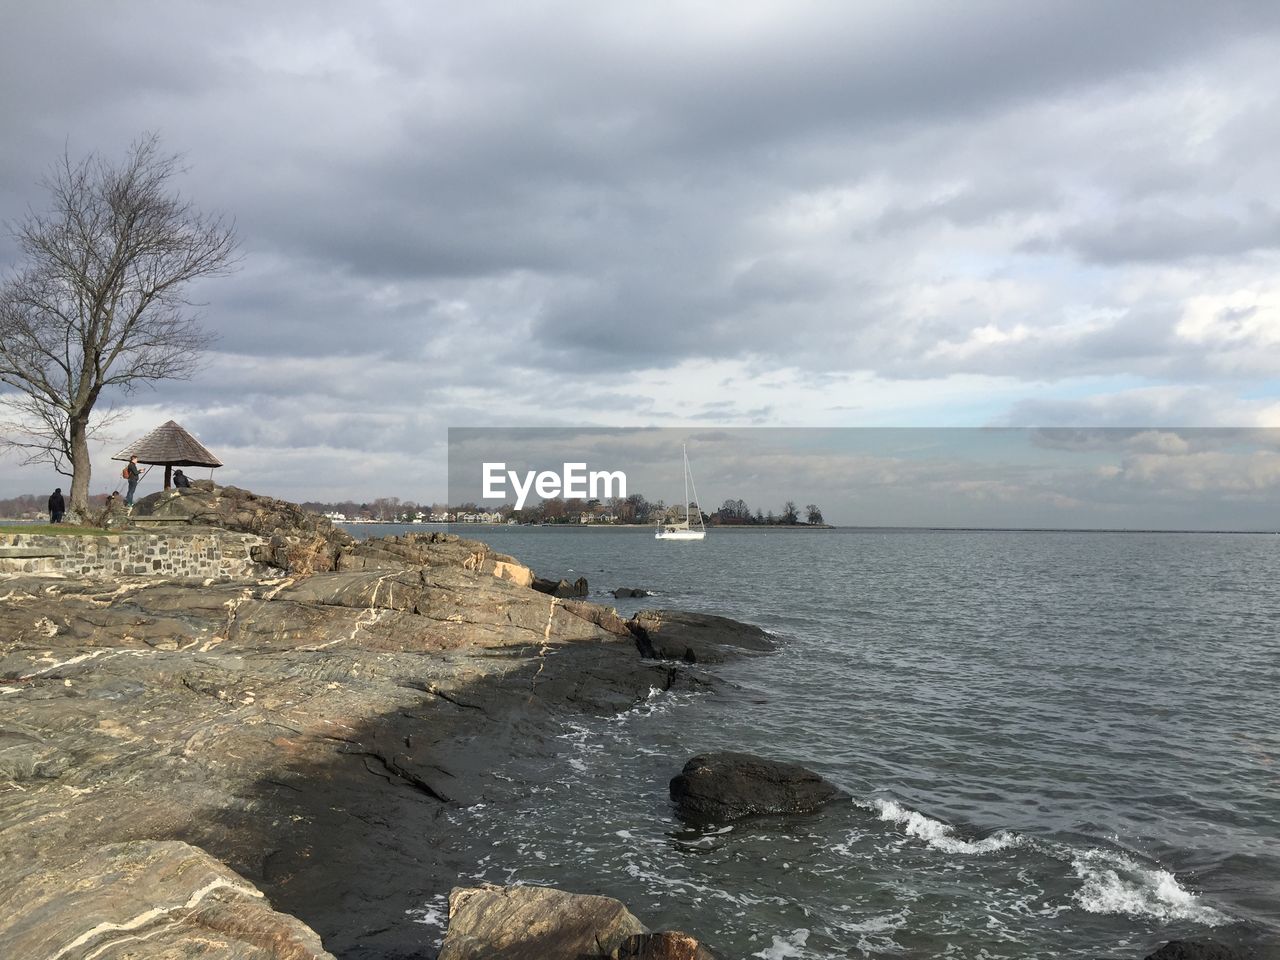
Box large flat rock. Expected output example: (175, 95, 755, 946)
(0, 529, 722, 958)
(0, 839, 334, 960)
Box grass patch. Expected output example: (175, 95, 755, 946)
(0, 523, 121, 536)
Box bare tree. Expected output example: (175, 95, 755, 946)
(0, 135, 238, 517)
(806, 503, 824, 525)
(371, 496, 401, 521)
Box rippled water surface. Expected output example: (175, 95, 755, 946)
(346, 524, 1280, 958)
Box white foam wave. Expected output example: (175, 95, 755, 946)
(834, 912, 904, 934)
(619, 851, 790, 910)
(829, 909, 909, 956)
(1071, 850, 1227, 926)
(752, 928, 814, 959)
(875, 799, 1019, 855)
(405, 893, 450, 947)
(608, 685, 692, 723)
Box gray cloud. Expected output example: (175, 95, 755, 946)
(3, 2, 1280, 503)
(1036, 205, 1280, 264)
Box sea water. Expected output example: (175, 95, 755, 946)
(345, 524, 1280, 959)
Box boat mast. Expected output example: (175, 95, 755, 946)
(683, 444, 705, 533)
(683, 444, 691, 526)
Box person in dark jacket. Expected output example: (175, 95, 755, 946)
(48, 487, 65, 524)
(173, 469, 192, 489)
(125, 456, 140, 507)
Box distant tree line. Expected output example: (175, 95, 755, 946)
(296, 493, 826, 526)
(715, 498, 824, 526)
(2, 489, 827, 526)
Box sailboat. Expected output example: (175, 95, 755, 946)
(655, 444, 707, 541)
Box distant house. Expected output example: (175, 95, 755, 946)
(457, 511, 503, 523)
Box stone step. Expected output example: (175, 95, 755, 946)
(0, 547, 64, 559)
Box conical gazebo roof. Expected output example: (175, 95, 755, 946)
(112, 420, 222, 468)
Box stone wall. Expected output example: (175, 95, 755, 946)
(0, 529, 270, 580)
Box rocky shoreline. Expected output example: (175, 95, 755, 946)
(0, 483, 770, 959)
(0, 483, 1261, 959)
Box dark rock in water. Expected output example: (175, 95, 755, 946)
(532, 575, 589, 598)
(613, 587, 650, 598)
(629, 609, 774, 663)
(613, 930, 724, 959)
(438, 883, 646, 959)
(1144, 941, 1249, 960)
(670, 751, 846, 823)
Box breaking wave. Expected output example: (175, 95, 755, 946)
(874, 799, 1020, 855)
(1071, 849, 1228, 925)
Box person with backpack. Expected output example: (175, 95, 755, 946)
(124, 456, 140, 508)
(48, 487, 65, 524)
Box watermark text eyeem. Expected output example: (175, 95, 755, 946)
(482, 462, 627, 510)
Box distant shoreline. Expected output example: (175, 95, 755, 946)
(2, 516, 1273, 535)
(335, 520, 1280, 536)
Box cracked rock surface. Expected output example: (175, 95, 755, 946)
(0, 523, 747, 959)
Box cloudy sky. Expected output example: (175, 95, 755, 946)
(3, 1, 1280, 516)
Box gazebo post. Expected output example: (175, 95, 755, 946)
(164, 465, 173, 490)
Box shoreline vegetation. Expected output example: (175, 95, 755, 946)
(337, 520, 1280, 534)
(5, 516, 1279, 534)
(4, 494, 1277, 535)
(3, 515, 1278, 535)
(307, 493, 828, 528)
(5, 496, 1277, 535)
(0, 481, 1267, 959)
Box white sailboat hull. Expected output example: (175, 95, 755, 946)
(655, 528, 706, 541)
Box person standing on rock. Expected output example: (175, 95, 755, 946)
(173, 469, 192, 489)
(48, 487, 65, 524)
(124, 456, 140, 509)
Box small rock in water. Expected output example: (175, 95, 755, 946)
(1144, 941, 1249, 960)
(532, 576, 589, 598)
(437, 883, 646, 959)
(669, 751, 846, 824)
(613, 587, 649, 598)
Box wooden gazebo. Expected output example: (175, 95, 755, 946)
(112, 420, 222, 490)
